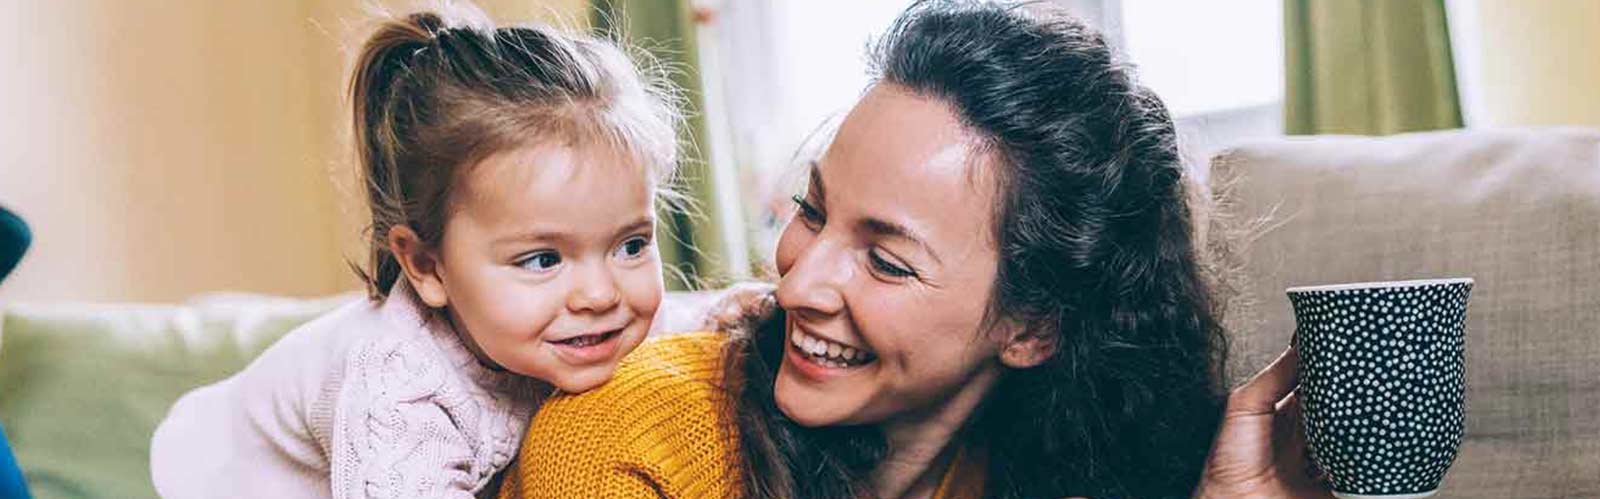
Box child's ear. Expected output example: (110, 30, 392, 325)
(998, 320, 1059, 369)
(388, 225, 449, 308)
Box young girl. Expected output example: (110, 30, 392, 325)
(150, 4, 680, 497)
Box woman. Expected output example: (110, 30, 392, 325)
(499, 1, 1327, 498)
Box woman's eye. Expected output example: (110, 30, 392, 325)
(614, 236, 652, 260)
(792, 195, 824, 228)
(868, 249, 916, 279)
(516, 251, 562, 273)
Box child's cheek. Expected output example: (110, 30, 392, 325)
(483, 289, 559, 344)
(623, 260, 665, 318)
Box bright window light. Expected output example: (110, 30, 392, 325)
(768, 0, 914, 159)
(1120, 0, 1284, 116)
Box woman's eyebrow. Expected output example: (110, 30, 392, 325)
(859, 217, 942, 266)
(808, 161, 827, 199)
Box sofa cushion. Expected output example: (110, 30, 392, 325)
(0, 293, 356, 498)
(1211, 127, 1600, 498)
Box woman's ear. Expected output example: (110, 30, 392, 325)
(998, 322, 1058, 369)
(388, 225, 450, 308)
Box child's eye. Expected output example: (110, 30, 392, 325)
(516, 251, 563, 273)
(792, 195, 824, 229)
(614, 235, 652, 260)
(868, 248, 917, 279)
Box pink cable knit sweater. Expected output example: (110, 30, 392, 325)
(150, 282, 541, 498)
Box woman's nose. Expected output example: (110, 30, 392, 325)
(774, 235, 851, 317)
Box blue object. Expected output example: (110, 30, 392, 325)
(0, 206, 27, 283)
(0, 421, 30, 499)
(0, 206, 33, 498)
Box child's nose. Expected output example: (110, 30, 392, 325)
(566, 263, 620, 313)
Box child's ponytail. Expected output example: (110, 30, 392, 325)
(350, 13, 447, 299)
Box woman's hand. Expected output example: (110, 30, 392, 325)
(1195, 347, 1332, 499)
(698, 282, 777, 332)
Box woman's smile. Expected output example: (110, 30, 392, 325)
(789, 327, 876, 367)
(785, 320, 880, 380)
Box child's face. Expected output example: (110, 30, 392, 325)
(422, 141, 662, 393)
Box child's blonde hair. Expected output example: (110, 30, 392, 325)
(349, 3, 681, 299)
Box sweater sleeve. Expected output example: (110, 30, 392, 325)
(152, 309, 344, 498)
(331, 337, 482, 499)
(499, 332, 737, 499)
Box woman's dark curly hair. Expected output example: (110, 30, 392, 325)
(722, 1, 1231, 498)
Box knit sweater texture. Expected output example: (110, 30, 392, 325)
(150, 282, 540, 498)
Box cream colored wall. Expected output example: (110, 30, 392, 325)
(1472, 0, 1600, 127)
(0, 0, 589, 303)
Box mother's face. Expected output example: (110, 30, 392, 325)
(772, 84, 1042, 427)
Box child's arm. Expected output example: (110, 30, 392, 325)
(333, 401, 482, 498)
(695, 282, 777, 334)
(330, 342, 516, 499)
(153, 313, 341, 497)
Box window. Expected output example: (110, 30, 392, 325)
(1117, 0, 1285, 172)
(1120, 0, 1283, 117)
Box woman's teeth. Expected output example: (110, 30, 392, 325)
(791, 329, 875, 367)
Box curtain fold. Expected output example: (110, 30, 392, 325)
(1284, 0, 1464, 135)
(593, 0, 733, 289)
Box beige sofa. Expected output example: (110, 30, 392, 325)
(1214, 127, 1600, 498)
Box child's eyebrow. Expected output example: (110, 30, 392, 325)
(493, 216, 656, 247)
(493, 230, 561, 247)
(613, 216, 656, 237)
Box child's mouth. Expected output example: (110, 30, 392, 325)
(547, 327, 626, 364)
(554, 330, 619, 347)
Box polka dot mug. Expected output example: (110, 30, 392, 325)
(1288, 278, 1473, 499)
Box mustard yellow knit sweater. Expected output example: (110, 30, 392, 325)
(497, 332, 985, 499)
(498, 332, 737, 498)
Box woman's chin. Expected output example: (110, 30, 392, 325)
(773, 384, 830, 427)
(774, 361, 865, 427)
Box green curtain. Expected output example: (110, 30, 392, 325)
(1284, 0, 1464, 135)
(592, 0, 731, 290)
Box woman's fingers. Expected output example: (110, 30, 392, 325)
(1274, 392, 1322, 484)
(1271, 391, 1299, 451)
(1275, 391, 1304, 445)
(1228, 347, 1299, 416)
(1273, 387, 1334, 492)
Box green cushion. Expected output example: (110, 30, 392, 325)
(0, 293, 355, 498)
